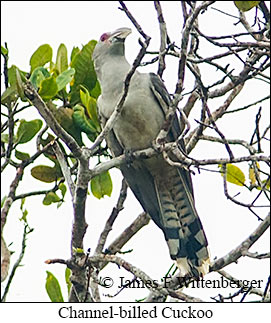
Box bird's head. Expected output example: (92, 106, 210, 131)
(93, 27, 132, 63)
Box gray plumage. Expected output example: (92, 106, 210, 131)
(93, 27, 210, 277)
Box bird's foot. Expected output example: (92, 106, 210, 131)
(152, 137, 166, 153)
(124, 149, 135, 167)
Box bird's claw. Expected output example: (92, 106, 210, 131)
(124, 149, 134, 167)
(152, 138, 166, 153)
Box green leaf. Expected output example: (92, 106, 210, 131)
(1, 133, 9, 143)
(90, 80, 101, 99)
(46, 103, 83, 146)
(15, 68, 27, 101)
(56, 68, 75, 92)
(7, 65, 27, 86)
(234, 1, 260, 11)
(70, 40, 97, 104)
(8, 65, 18, 87)
(249, 162, 260, 187)
(38, 76, 58, 100)
(72, 104, 97, 134)
(29, 66, 50, 89)
(220, 164, 246, 186)
(16, 119, 43, 144)
(79, 86, 100, 130)
(256, 178, 270, 191)
(91, 171, 113, 199)
(20, 209, 28, 222)
(45, 271, 64, 302)
(70, 46, 80, 63)
(43, 192, 62, 205)
(20, 197, 26, 210)
(15, 150, 30, 161)
(59, 183, 67, 198)
(262, 179, 270, 190)
(30, 44, 53, 72)
(1, 196, 7, 208)
(31, 165, 62, 183)
(1, 86, 18, 105)
(65, 267, 72, 296)
(1, 45, 8, 56)
(72, 247, 84, 254)
(87, 96, 100, 129)
(1, 65, 28, 104)
(79, 86, 89, 107)
(56, 43, 68, 74)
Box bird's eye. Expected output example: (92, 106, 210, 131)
(100, 33, 109, 42)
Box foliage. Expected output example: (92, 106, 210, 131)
(234, 1, 260, 12)
(1, 41, 112, 197)
(45, 271, 64, 302)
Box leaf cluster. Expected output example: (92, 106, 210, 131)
(1, 41, 112, 204)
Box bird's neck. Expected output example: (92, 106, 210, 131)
(95, 54, 131, 94)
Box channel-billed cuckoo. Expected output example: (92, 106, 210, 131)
(93, 27, 210, 277)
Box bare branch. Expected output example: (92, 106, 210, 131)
(186, 83, 244, 153)
(105, 212, 150, 257)
(1, 142, 53, 231)
(218, 269, 264, 298)
(71, 157, 89, 251)
(211, 213, 270, 272)
(119, 1, 150, 39)
(224, 95, 270, 114)
(1, 237, 10, 283)
(244, 251, 270, 260)
(90, 139, 269, 179)
(154, 1, 168, 78)
(1, 223, 33, 301)
(52, 141, 75, 199)
(89, 253, 168, 297)
(95, 179, 128, 255)
(155, 1, 215, 146)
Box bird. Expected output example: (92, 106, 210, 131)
(93, 27, 210, 277)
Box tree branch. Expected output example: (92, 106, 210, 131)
(155, 1, 217, 145)
(211, 213, 270, 272)
(1, 223, 33, 301)
(154, 1, 168, 78)
(52, 141, 75, 199)
(23, 81, 82, 159)
(95, 179, 128, 255)
(105, 212, 150, 257)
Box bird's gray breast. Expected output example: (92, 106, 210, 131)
(98, 73, 165, 151)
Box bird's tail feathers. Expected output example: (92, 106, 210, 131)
(154, 166, 210, 277)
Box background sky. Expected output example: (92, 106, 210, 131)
(1, 0, 270, 311)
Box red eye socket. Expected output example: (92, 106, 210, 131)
(100, 33, 109, 42)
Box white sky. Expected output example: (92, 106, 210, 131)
(1, 0, 270, 316)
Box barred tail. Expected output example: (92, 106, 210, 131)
(154, 166, 210, 277)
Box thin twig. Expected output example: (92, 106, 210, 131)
(52, 140, 75, 198)
(154, 1, 168, 78)
(95, 179, 128, 255)
(211, 213, 270, 272)
(1, 223, 33, 302)
(225, 95, 270, 114)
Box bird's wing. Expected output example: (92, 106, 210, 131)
(148, 73, 209, 276)
(99, 113, 166, 231)
(149, 72, 194, 197)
